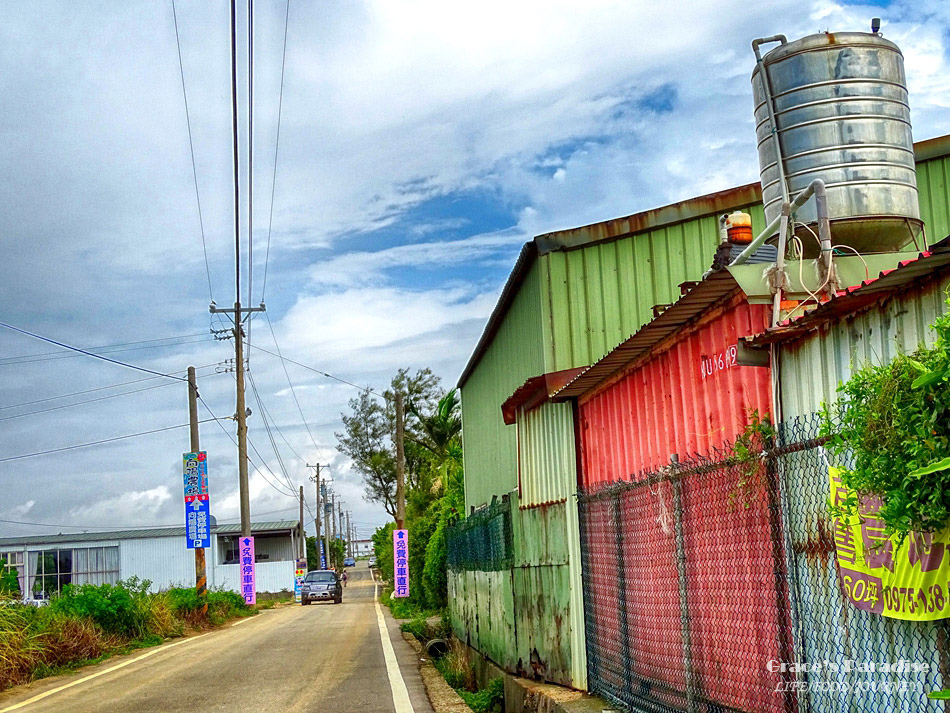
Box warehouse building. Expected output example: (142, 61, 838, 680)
(0, 520, 300, 601)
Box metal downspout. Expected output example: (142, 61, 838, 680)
(752, 35, 790, 209)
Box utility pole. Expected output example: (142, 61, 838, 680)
(187, 366, 208, 617)
(298, 485, 305, 560)
(346, 511, 352, 557)
(329, 489, 336, 568)
(209, 0, 265, 539)
(395, 392, 406, 529)
(307, 464, 324, 568)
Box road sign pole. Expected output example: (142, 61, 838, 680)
(187, 366, 208, 617)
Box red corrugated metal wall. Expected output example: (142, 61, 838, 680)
(579, 299, 772, 488)
(577, 296, 792, 713)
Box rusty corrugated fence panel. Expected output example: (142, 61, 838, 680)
(578, 298, 772, 489)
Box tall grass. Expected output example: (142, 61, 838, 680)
(0, 579, 253, 691)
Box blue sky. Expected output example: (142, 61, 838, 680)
(1, 0, 948, 538)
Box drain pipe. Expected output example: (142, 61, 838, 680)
(752, 35, 790, 208)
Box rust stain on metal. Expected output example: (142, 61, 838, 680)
(792, 515, 835, 568)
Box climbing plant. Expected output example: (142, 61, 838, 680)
(728, 409, 776, 510)
(821, 297, 950, 538)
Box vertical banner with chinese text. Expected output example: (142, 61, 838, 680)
(182, 452, 211, 549)
(240, 536, 256, 605)
(393, 529, 409, 598)
(830, 467, 950, 620)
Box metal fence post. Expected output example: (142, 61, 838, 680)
(671, 473, 698, 713)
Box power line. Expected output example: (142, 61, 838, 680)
(0, 362, 221, 412)
(0, 505, 306, 534)
(247, 341, 385, 398)
(261, 0, 291, 303)
(0, 322, 187, 382)
(0, 333, 209, 365)
(171, 0, 214, 304)
(264, 311, 329, 461)
(0, 418, 219, 464)
(0, 380, 178, 422)
(246, 369, 295, 494)
(196, 394, 298, 500)
(247, 0, 254, 309)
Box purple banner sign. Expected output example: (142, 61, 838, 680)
(239, 536, 256, 605)
(393, 529, 409, 598)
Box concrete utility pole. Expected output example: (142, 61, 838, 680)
(298, 485, 305, 559)
(395, 392, 406, 529)
(346, 511, 352, 557)
(329, 489, 336, 567)
(209, 0, 265, 539)
(308, 464, 324, 568)
(187, 366, 208, 617)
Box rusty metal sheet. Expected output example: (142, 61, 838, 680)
(578, 297, 772, 489)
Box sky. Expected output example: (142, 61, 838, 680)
(1, 0, 948, 541)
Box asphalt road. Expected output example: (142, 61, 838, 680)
(0, 567, 433, 713)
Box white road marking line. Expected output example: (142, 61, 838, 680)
(0, 633, 210, 713)
(375, 583, 415, 713)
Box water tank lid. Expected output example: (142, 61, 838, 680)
(751, 31, 903, 75)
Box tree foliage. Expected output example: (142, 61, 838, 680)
(822, 300, 950, 537)
(335, 368, 443, 515)
(353, 373, 464, 611)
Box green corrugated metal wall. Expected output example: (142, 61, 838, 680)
(541, 203, 766, 372)
(461, 261, 545, 509)
(918, 153, 950, 243)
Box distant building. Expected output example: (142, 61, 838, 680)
(353, 539, 373, 556)
(0, 520, 301, 602)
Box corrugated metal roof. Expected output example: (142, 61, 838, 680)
(0, 520, 299, 548)
(743, 236, 950, 348)
(500, 367, 585, 425)
(553, 270, 741, 399)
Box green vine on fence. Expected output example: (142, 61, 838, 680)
(728, 409, 776, 510)
(821, 296, 950, 539)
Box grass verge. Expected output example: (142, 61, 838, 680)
(0, 578, 257, 692)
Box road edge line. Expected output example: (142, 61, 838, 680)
(374, 583, 415, 713)
(0, 632, 209, 713)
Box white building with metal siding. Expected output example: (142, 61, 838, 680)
(0, 520, 300, 601)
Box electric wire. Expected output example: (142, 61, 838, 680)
(246, 341, 385, 398)
(0, 505, 306, 533)
(0, 363, 221, 412)
(196, 394, 298, 500)
(0, 418, 220, 464)
(171, 0, 214, 303)
(0, 333, 209, 366)
(229, 0, 241, 308)
(246, 368, 296, 495)
(264, 310, 329, 461)
(247, 0, 254, 309)
(261, 0, 291, 303)
(0, 380, 178, 422)
(0, 322, 188, 382)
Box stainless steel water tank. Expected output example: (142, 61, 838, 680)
(752, 32, 921, 253)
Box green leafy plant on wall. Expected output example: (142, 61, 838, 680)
(728, 409, 777, 510)
(821, 297, 950, 539)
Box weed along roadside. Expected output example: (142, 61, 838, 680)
(0, 577, 268, 692)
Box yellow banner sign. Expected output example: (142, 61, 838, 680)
(830, 467, 950, 620)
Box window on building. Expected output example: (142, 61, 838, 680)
(28, 546, 119, 598)
(0, 550, 24, 595)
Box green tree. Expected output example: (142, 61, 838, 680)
(335, 368, 443, 516)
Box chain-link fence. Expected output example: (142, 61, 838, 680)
(447, 497, 513, 571)
(578, 413, 950, 713)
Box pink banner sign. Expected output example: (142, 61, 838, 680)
(393, 529, 409, 598)
(239, 536, 256, 605)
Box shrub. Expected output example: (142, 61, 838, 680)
(49, 579, 149, 638)
(459, 678, 505, 713)
(399, 616, 429, 642)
